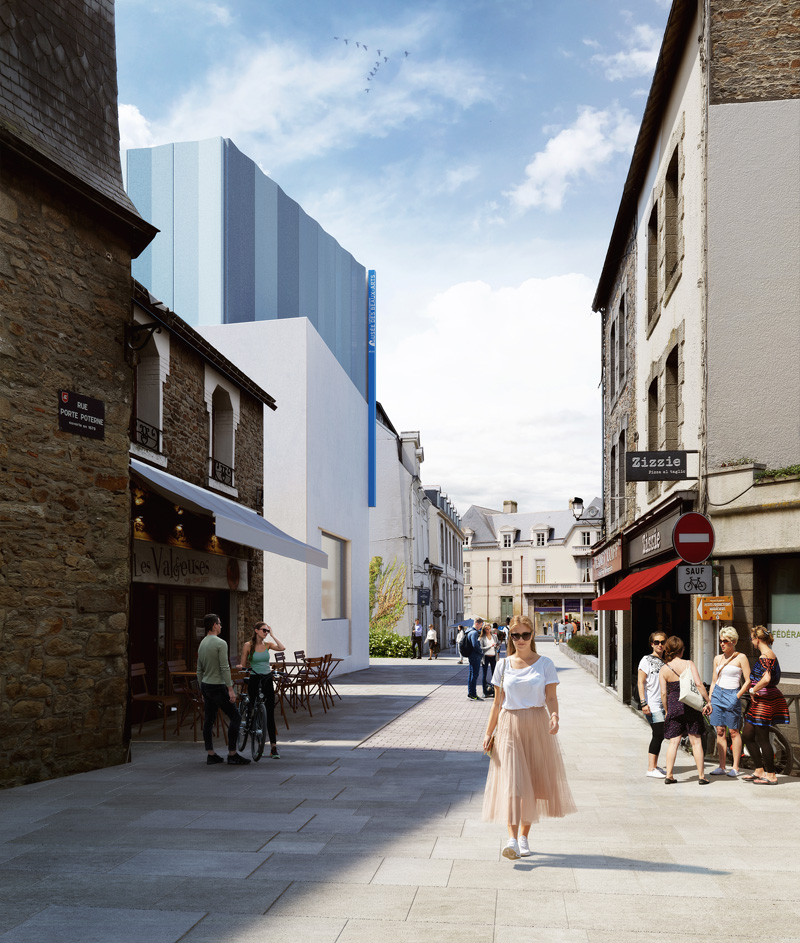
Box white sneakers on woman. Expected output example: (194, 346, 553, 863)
(518, 835, 531, 856)
(502, 836, 531, 859)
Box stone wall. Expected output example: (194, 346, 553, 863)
(710, 0, 800, 103)
(0, 153, 134, 787)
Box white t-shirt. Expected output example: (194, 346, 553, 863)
(637, 654, 664, 710)
(492, 655, 559, 710)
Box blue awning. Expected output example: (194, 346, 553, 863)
(131, 459, 327, 569)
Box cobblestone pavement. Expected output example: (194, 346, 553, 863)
(2, 642, 800, 943)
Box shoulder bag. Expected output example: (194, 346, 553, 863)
(678, 665, 705, 712)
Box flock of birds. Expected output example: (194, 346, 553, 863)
(332, 36, 410, 91)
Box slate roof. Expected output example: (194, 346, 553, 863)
(463, 498, 603, 546)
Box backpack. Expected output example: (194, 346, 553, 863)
(458, 630, 474, 658)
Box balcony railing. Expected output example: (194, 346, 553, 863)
(210, 458, 234, 488)
(132, 417, 161, 452)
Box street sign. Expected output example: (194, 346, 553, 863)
(678, 565, 712, 595)
(672, 512, 715, 564)
(697, 596, 734, 621)
(625, 451, 689, 481)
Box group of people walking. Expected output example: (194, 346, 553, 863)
(638, 625, 790, 785)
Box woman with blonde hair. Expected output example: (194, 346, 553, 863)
(705, 626, 749, 777)
(742, 626, 790, 785)
(659, 636, 711, 784)
(482, 614, 576, 860)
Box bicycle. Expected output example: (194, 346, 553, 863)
(236, 675, 267, 762)
(683, 576, 710, 593)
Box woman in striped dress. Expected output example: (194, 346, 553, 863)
(742, 625, 789, 785)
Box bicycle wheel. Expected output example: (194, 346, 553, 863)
(251, 701, 267, 762)
(684, 581, 694, 592)
(237, 698, 250, 752)
(770, 727, 794, 776)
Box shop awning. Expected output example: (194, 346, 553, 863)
(130, 459, 328, 568)
(591, 558, 680, 611)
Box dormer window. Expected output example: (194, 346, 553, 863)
(502, 533, 513, 549)
(531, 527, 548, 547)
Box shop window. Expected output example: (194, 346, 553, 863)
(535, 560, 546, 584)
(501, 560, 513, 584)
(321, 532, 347, 620)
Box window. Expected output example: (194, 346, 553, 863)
(609, 320, 616, 398)
(579, 558, 591, 582)
(464, 562, 471, 584)
(618, 431, 626, 513)
(665, 346, 679, 451)
(502, 533, 512, 549)
(131, 316, 169, 462)
(501, 560, 513, 584)
(582, 531, 592, 547)
(617, 294, 626, 386)
(321, 533, 346, 620)
(648, 378, 659, 451)
(647, 204, 659, 326)
(610, 443, 618, 525)
(205, 367, 240, 495)
(665, 148, 680, 282)
(536, 532, 546, 547)
(535, 560, 546, 584)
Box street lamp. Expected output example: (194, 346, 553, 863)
(571, 497, 584, 520)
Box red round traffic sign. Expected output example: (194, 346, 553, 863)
(672, 512, 715, 564)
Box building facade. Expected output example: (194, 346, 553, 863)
(425, 488, 465, 646)
(591, 0, 800, 710)
(126, 138, 372, 672)
(462, 500, 602, 631)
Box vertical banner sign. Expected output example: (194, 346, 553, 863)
(367, 270, 377, 508)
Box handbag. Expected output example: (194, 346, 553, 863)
(678, 666, 705, 711)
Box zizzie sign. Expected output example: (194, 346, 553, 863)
(625, 451, 688, 481)
(59, 390, 105, 439)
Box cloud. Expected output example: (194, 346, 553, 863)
(119, 103, 155, 151)
(505, 106, 638, 211)
(592, 24, 661, 81)
(118, 29, 491, 168)
(378, 274, 602, 513)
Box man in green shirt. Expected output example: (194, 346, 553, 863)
(197, 613, 250, 766)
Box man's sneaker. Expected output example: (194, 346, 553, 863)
(502, 838, 520, 860)
(468, 694, 482, 701)
(646, 768, 666, 779)
(206, 754, 224, 765)
(518, 835, 531, 857)
(227, 753, 251, 765)
(270, 746, 281, 759)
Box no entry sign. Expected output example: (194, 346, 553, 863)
(672, 512, 715, 565)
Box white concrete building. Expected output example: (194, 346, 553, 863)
(425, 488, 464, 646)
(463, 499, 602, 632)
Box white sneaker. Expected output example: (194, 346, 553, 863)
(646, 769, 666, 779)
(502, 838, 520, 860)
(518, 835, 531, 856)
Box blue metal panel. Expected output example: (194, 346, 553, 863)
(316, 230, 336, 352)
(254, 168, 278, 320)
(197, 139, 224, 325)
(223, 140, 256, 323)
(173, 142, 199, 324)
(298, 208, 319, 322)
(276, 186, 299, 318)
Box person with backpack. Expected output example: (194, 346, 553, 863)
(464, 618, 484, 700)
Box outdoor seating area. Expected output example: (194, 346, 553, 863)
(129, 652, 344, 741)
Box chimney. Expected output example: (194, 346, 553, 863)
(503, 500, 518, 514)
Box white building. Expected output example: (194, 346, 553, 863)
(462, 499, 602, 632)
(425, 488, 465, 646)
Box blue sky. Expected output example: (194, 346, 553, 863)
(116, 0, 671, 515)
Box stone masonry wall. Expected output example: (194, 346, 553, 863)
(710, 0, 800, 103)
(0, 154, 134, 787)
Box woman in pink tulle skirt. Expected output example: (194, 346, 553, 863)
(482, 614, 576, 859)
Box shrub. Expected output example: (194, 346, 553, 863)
(369, 630, 413, 658)
(567, 635, 598, 656)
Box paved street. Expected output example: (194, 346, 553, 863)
(2, 641, 800, 943)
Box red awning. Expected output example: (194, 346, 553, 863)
(592, 558, 680, 611)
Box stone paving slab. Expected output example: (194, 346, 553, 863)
(2, 645, 800, 942)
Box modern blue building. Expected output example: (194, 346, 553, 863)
(127, 137, 368, 398)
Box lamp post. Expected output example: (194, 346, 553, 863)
(571, 497, 584, 520)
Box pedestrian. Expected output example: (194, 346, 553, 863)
(658, 636, 711, 784)
(636, 632, 668, 778)
(482, 614, 576, 859)
(565, 619, 573, 643)
(479, 623, 498, 697)
(705, 626, 749, 778)
(239, 622, 285, 760)
(557, 620, 566, 646)
(741, 625, 790, 785)
(197, 613, 250, 766)
(466, 618, 484, 701)
(456, 624, 466, 664)
(426, 623, 439, 660)
(410, 618, 423, 659)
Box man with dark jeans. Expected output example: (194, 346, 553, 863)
(467, 618, 484, 700)
(197, 613, 250, 766)
(410, 619, 424, 659)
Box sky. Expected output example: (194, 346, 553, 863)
(115, 0, 672, 517)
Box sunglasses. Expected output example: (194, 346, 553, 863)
(653, 640, 666, 646)
(510, 632, 532, 641)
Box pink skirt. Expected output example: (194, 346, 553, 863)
(482, 706, 576, 826)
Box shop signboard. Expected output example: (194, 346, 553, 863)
(696, 596, 734, 621)
(627, 510, 682, 567)
(591, 538, 622, 581)
(417, 587, 431, 606)
(677, 565, 712, 595)
(132, 541, 249, 591)
(625, 451, 688, 480)
(770, 624, 800, 675)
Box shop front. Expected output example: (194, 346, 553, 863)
(528, 592, 598, 636)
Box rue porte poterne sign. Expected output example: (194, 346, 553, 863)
(58, 390, 105, 440)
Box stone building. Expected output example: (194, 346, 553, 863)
(424, 488, 464, 647)
(462, 499, 602, 631)
(0, 1, 156, 786)
(590, 0, 800, 708)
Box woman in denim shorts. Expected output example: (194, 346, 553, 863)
(704, 626, 750, 777)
